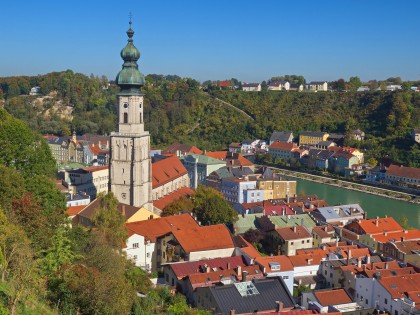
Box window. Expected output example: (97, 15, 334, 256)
(283, 276, 289, 279)
(133, 243, 139, 248)
(384, 298, 388, 305)
(133, 255, 137, 260)
(123, 112, 128, 123)
(301, 240, 304, 244)
(291, 242, 294, 245)
(147, 253, 150, 258)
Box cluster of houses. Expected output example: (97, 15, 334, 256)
(55, 137, 420, 314)
(241, 81, 328, 92)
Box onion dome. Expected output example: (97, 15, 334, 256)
(116, 21, 145, 94)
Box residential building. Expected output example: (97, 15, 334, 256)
(289, 83, 304, 91)
(357, 86, 370, 92)
(327, 133, 345, 146)
(29, 86, 41, 95)
(379, 239, 420, 265)
(306, 81, 328, 91)
(65, 192, 90, 207)
(181, 153, 226, 189)
(288, 253, 326, 289)
(256, 177, 297, 200)
(412, 128, 420, 144)
(62, 165, 109, 198)
(352, 129, 366, 141)
(312, 225, 336, 247)
(312, 204, 365, 226)
(299, 131, 330, 146)
(242, 83, 261, 91)
(302, 288, 363, 313)
(124, 214, 199, 271)
(383, 164, 420, 190)
(268, 81, 290, 91)
(152, 155, 190, 201)
(45, 133, 86, 164)
(162, 143, 203, 157)
(195, 277, 295, 314)
(354, 273, 420, 314)
(205, 151, 255, 170)
(221, 178, 257, 203)
(269, 131, 294, 145)
(268, 141, 299, 161)
(255, 255, 294, 294)
(330, 151, 360, 175)
(386, 84, 402, 91)
(206, 166, 254, 191)
(370, 229, 420, 253)
(271, 226, 313, 256)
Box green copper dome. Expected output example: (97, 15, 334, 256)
(116, 21, 145, 94)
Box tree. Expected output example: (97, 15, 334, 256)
(366, 157, 378, 167)
(40, 227, 80, 274)
(193, 186, 238, 225)
(0, 109, 56, 178)
(0, 165, 25, 213)
(91, 192, 128, 248)
(349, 76, 362, 90)
(162, 196, 194, 216)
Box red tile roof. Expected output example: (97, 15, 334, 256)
(288, 253, 326, 267)
(379, 273, 420, 299)
(372, 229, 420, 243)
(269, 141, 298, 151)
(125, 214, 199, 242)
(172, 224, 234, 253)
(345, 217, 403, 235)
(314, 289, 352, 306)
(255, 255, 294, 272)
(275, 226, 311, 241)
(263, 204, 294, 216)
(169, 256, 247, 279)
(162, 143, 203, 155)
(233, 235, 262, 259)
(296, 245, 358, 256)
(340, 261, 400, 273)
(205, 151, 254, 167)
(152, 155, 188, 189)
(363, 267, 416, 278)
(394, 240, 420, 254)
(77, 199, 142, 222)
(188, 265, 263, 288)
(153, 187, 195, 211)
(312, 225, 335, 238)
(89, 143, 102, 156)
(219, 80, 232, 87)
(387, 164, 420, 180)
(65, 205, 86, 216)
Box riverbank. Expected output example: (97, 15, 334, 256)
(259, 164, 420, 204)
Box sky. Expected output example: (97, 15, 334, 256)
(1, 0, 420, 83)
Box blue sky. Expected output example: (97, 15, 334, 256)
(1, 0, 420, 82)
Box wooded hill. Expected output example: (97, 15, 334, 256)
(1, 71, 419, 166)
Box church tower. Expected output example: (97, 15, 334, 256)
(109, 20, 153, 211)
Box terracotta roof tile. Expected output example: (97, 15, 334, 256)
(363, 267, 416, 278)
(312, 225, 335, 238)
(379, 273, 420, 299)
(345, 217, 403, 235)
(162, 143, 203, 155)
(387, 164, 420, 180)
(288, 253, 326, 267)
(65, 205, 86, 216)
(269, 141, 298, 151)
(233, 235, 262, 259)
(89, 144, 102, 156)
(77, 199, 142, 221)
(205, 151, 254, 167)
(125, 213, 198, 242)
(152, 155, 188, 189)
(275, 226, 311, 241)
(153, 187, 195, 211)
(340, 261, 400, 273)
(255, 255, 294, 272)
(172, 224, 234, 253)
(394, 240, 420, 254)
(372, 229, 420, 243)
(314, 289, 352, 306)
(169, 256, 247, 279)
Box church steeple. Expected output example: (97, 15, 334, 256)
(115, 20, 145, 95)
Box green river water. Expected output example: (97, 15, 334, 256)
(290, 177, 420, 228)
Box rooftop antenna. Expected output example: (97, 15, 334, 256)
(129, 12, 133, 27)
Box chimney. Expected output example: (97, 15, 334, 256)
(375, 220, 379, 227)
(324, 226, 328, 232)
(322, 245, 326, 250)
(401, 237, 405, 242)
(236, 266, 242, 276)
(206, 265, 211, 273)
(241, 271, 248, 282)
(301, 218, 304, 226)
(227, 262, 231, 270)
(307, 258, 313, 265)
(286, 194, 290, 203)
(335, 237, 339, 247)
(347, 249, 352, 266)
(276, 301, 284, 313)
(366, 255, 371, 264)
(385, 262, 389, 269)
(230, 309, 235, 315)
(293, 226, 297, 233)
(357, 258, 362, 268)
(121, 205, 126, 217)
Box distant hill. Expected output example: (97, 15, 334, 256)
(1, 71, 419, 165)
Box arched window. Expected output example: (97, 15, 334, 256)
(123, 112, 128, 123)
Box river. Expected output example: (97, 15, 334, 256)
(289, 177, 420, 229)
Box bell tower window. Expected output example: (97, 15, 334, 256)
(124, 112, 128, 124)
